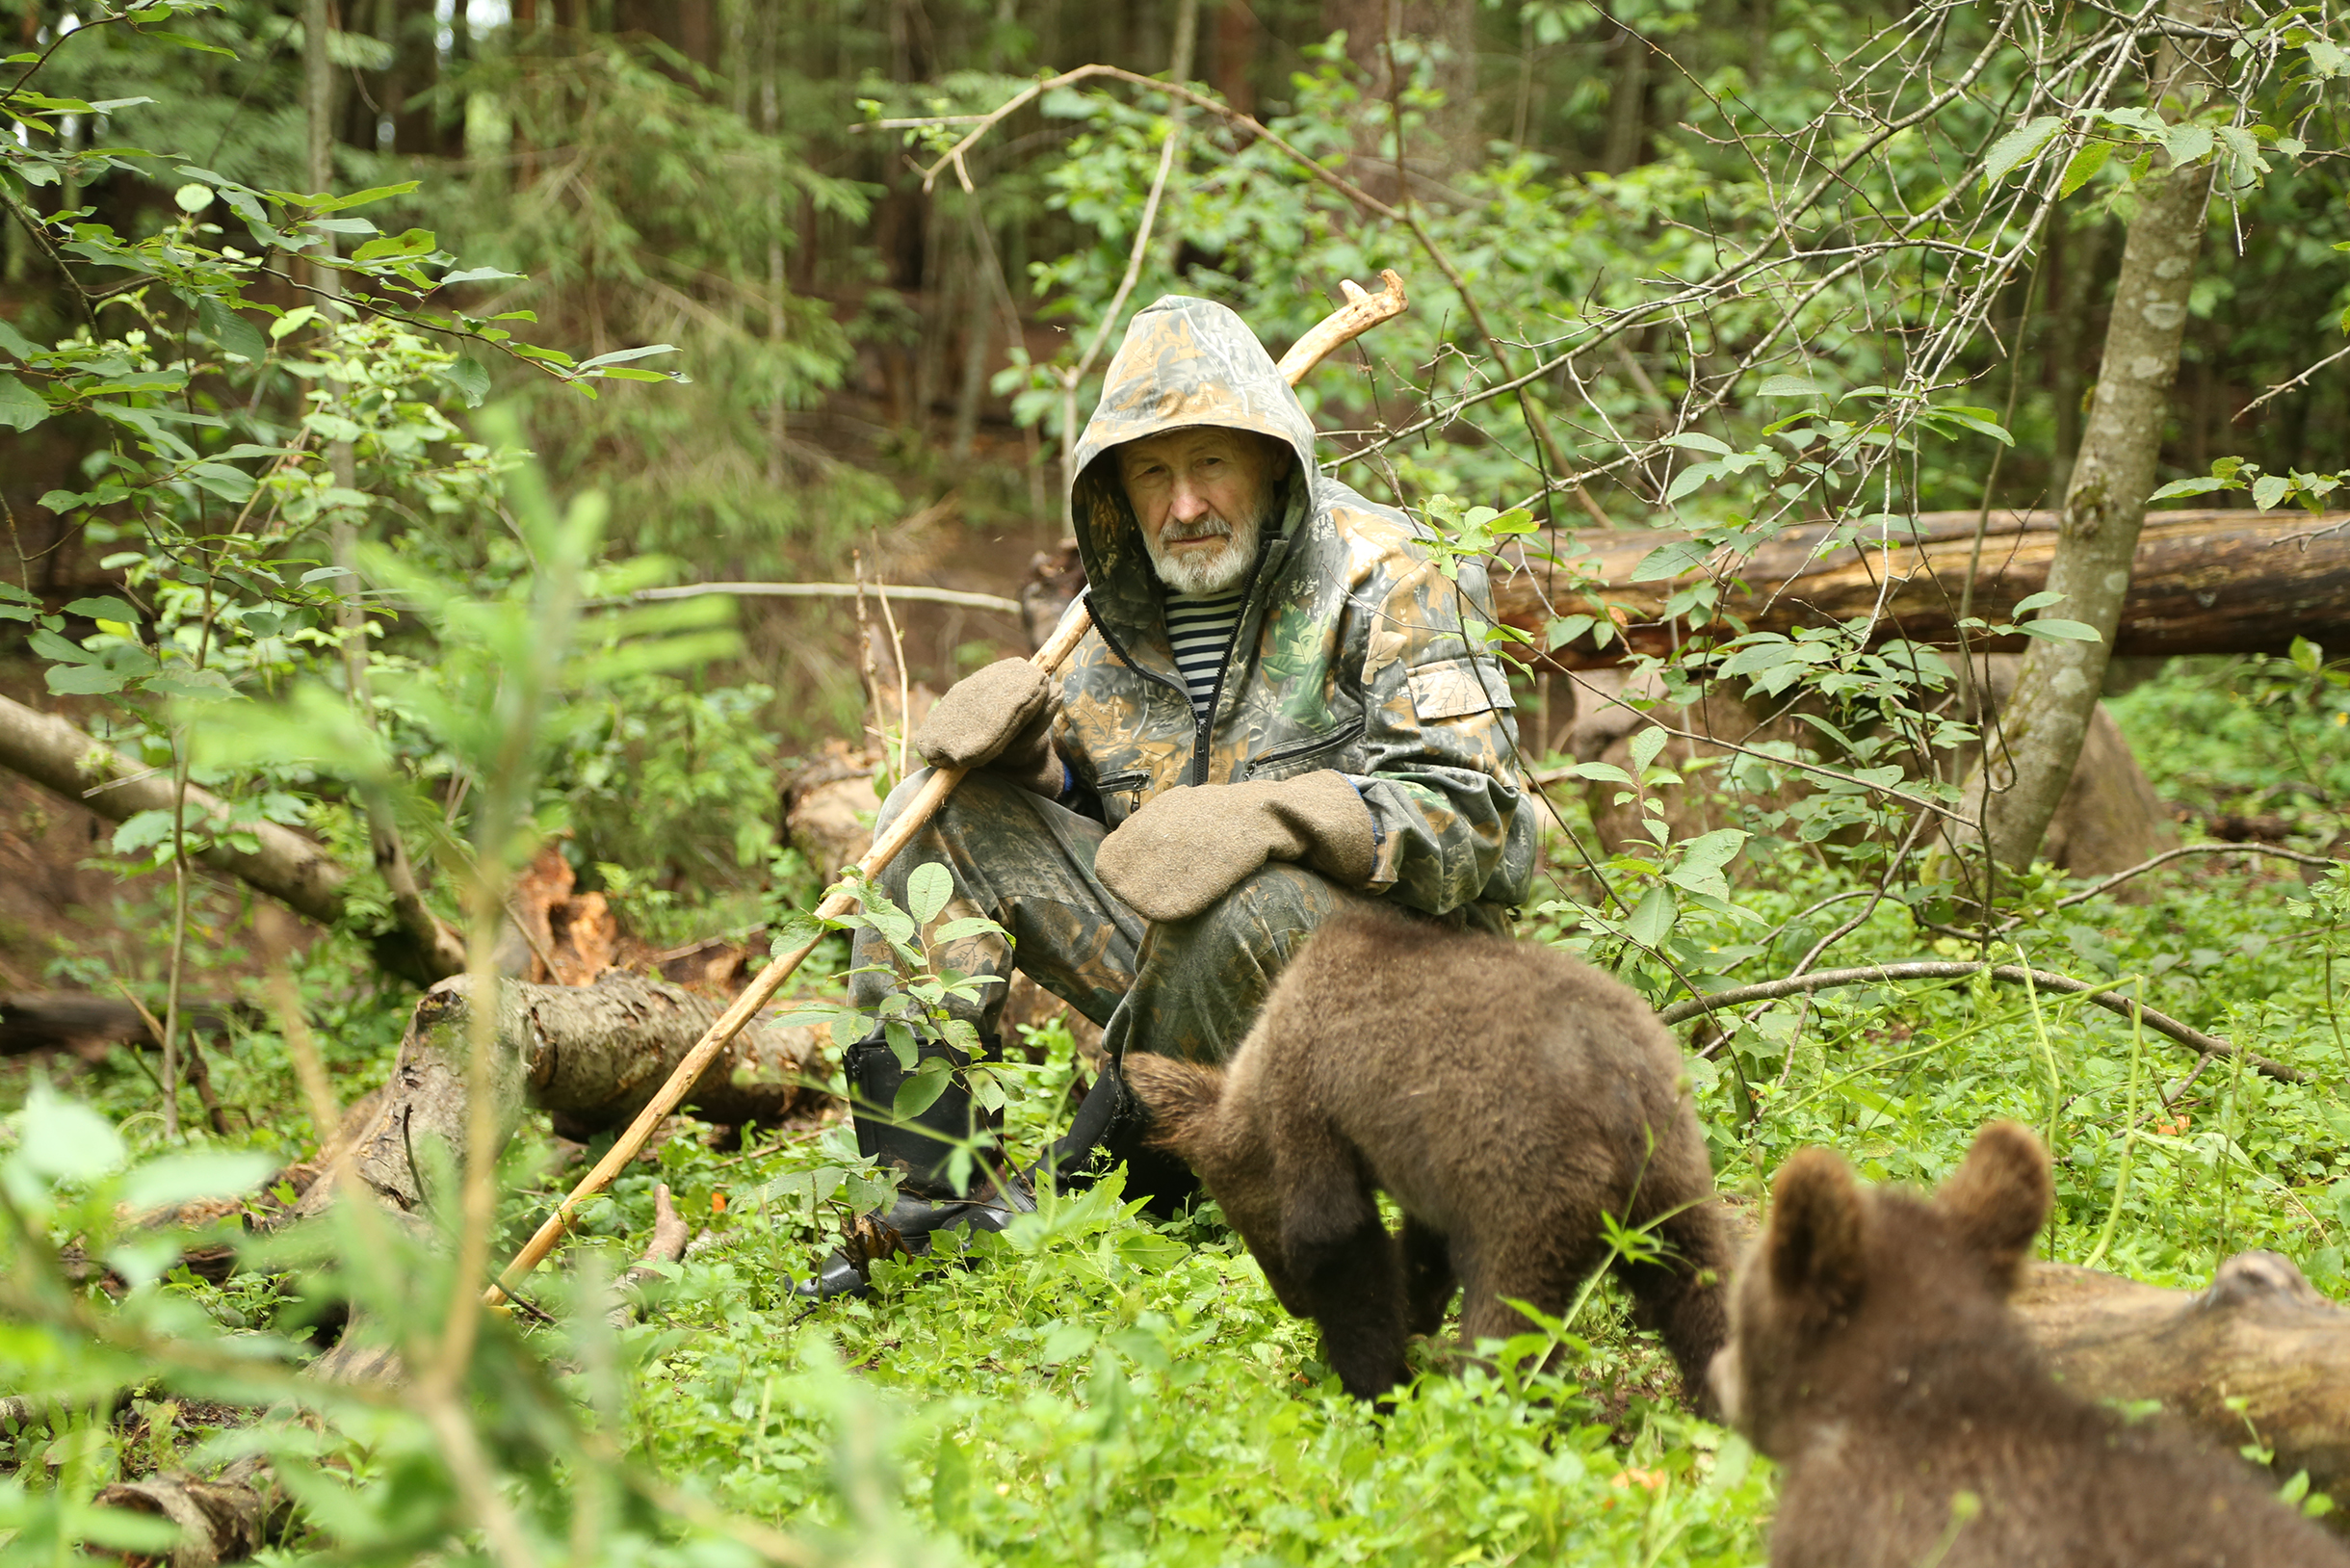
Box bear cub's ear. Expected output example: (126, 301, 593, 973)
(1119, 1056, 1229, 1155)
(1765, 1147, 1867, 1325)
(1935, 1120, 2052, 1293)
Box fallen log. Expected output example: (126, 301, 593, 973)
(1491, 509, 2350, 666)
(0, 992, 238, 1057)
(0, 693, 459, 985)
(2014, 1251, 2350, 1513)
(301, 970, 828, 1221)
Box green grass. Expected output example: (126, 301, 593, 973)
(5, 657, 2349, 1565)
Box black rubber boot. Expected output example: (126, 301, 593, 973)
(1089, 1066, 1200, 1219)
(794, 1023, 1034, 1301)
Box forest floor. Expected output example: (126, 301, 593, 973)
(4, 655, 2349, 1565)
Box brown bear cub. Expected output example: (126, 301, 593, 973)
(1713, 1121, 2350, 1568)
(1120, 909, 1731, 1405)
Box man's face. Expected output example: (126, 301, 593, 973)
(1114, 427, 1286, 595)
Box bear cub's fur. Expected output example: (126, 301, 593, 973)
(1713, 1121, 2350, 1567)
(1121, 909, 1731, 1404)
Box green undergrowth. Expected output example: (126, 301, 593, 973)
(7, 661, 2350, 1563)
(608, 1175, 1767, 1568)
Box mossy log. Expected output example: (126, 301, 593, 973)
(1491, 509, 2350, 667)
(2014, 1251, 2350, 1510)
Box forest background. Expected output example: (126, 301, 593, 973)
(4, 0, 2350, 1563)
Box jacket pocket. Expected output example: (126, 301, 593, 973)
(1244, 719, 1366, 782)
(1092, 771, 1149, 824)
(1406, 657, 1515, 721)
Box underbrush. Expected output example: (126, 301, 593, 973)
(5, 660, 2349, 1564)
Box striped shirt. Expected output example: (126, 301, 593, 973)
(1163, 588, 1245, 723)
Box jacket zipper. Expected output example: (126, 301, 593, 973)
(1188, 532, 1276, 787)
(1245, 717, 1366, 776)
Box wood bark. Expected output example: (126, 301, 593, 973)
(1, 992, 236, 1056)
(2013, 1251, 2350, 1512)
(1960, 0, 2229, 871)
(303, 971, 827, 1221)
(1486, 509, 2350, 667)
(0, 693, 459, 986)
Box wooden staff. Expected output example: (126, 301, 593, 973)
(487, 270, 1411, 1302)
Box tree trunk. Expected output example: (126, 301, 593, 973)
(1485, 510, 2350, 667)
(388, 0, 440, 155)
(1602, 8, 1650, 173)
(299, 971, 827, 1222)
(1318, 0, 1480, 186)
(1960, 0, 2229, 872)
(2014, 1251, 2350, 1514)
(0, 693, 459, 986)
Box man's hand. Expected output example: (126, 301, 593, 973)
(1093, 772, 1375, 922)
(912, 658, 1062, 798)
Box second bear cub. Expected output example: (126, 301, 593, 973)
(1714, 1121, 2350, 1567)
(1121, 910, 1730, 1403)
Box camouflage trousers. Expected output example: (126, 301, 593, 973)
(849, 769, 1378, 1066)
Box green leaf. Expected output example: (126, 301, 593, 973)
(1983, 116, 2063, 185)
(440, 355, 490, 407)
(2057, 140, 2111, 196)
(1632, 538, 1710, 580)
(578, 343, 681, 371)
(196, 296, 269, 362)
(2290, 637, 2323, 673)
(1924, 405, 2014, 446)
(314, 181, 420, 213)
(14, 1082, 125, 1183)
(349, 227, 435, 262)
(1716, 637, 1798, 678)
(64, 595, 141, 625)
(1625, 885, 1677, 948)
(2012, 590, 2065, 614)
(30, 628, 94, 664)
(2018, 618, 2102, 642)
(906, 860, 954, 927)
(1545, 614, 1596, 650)
(2162, 123, 2215, 167)
(0, 372, 49, 432)
(931, 916, 1003, 943)
(46, 663, 127, 694)
(893, 1056, 953, 1119)
(2252, 473, 2292, 510)
(440, 265, 526, 286)
(120, 1151, 275, 1213)
(1756, 374, 1822, 399)
(1664, 462, 1722, 502)
(0, 317, 36, 360)
(2149, 476, 2232, 501)
(1661, 431, 1733, 456)
(146, 30, 240, 58)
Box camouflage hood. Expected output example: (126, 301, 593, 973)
(1067, 295, 1317, 640)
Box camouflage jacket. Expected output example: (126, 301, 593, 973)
(1052, 294, 1535, 922)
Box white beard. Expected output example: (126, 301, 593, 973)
(1146, 508, 1263, 595)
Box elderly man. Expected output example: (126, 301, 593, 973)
(803, 295, 1532, 1294)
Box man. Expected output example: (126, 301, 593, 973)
(803, 294, 1532, 1295)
